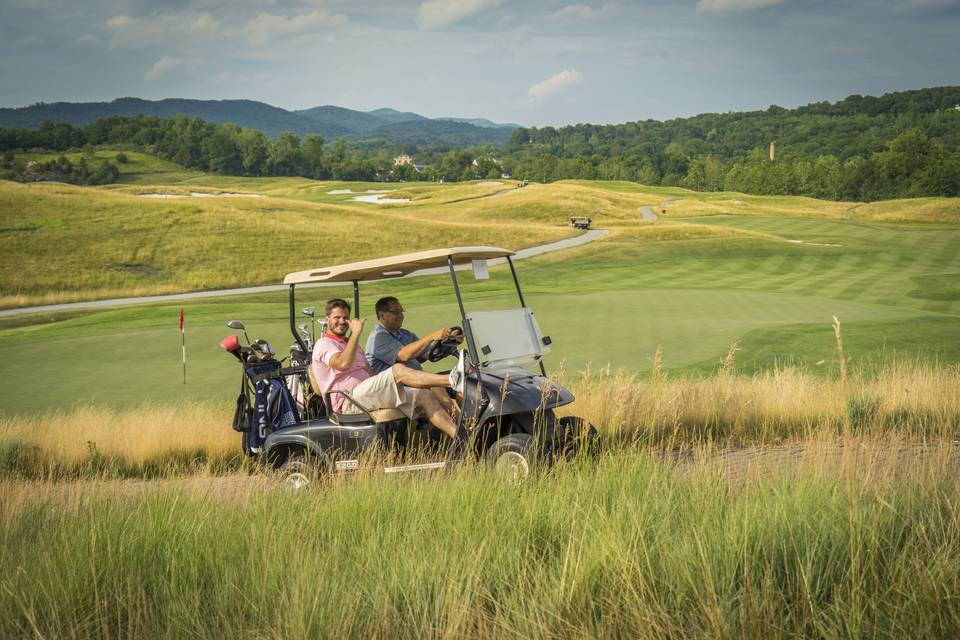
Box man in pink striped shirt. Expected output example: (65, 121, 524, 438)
(312, 298, 465, 439)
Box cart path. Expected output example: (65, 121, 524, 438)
(0, 229, 609, 318)
(5, 441, 957, 502)
(639, 200, 675, 221)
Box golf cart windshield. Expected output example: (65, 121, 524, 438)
(465, 308, 550, 369)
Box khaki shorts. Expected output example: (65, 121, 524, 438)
(341, 370, 419, 419)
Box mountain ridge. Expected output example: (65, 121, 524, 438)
(0, 97, 518, 146)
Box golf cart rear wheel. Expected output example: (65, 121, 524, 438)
(485, 433, 534, 483)
(278, 454, 321, 490)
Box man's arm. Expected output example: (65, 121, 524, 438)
(397, 328, 450, 362)
(328, 318, 366, 371)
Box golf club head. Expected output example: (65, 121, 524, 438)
(227, 320, 246, 331)
(253, 339, 275, 357)
(302, 307, 316, 318)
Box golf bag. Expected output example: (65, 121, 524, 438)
(239, 360, 301, 454)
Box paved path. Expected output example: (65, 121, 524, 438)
(638, 200, 674, 221)
(0, 229, 609, 318)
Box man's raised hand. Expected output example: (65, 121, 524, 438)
(349, 317, 365, 337)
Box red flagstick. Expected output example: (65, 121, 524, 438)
(179, 308, 186, 384)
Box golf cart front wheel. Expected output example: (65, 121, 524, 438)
(485, 433, 534, 483)
(278, 454, 321, 490)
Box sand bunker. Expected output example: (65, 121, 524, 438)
(352, 194, 410, 204)
(138, 192, 264, 199)
(787, 239, 843, 247)
(327, 189, 352, 195)
(478, 181, 503, 186)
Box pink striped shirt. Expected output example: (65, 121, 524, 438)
(312, 333, 370, 413)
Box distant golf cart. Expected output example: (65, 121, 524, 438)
(570, 217, 592, 230)
(220, 247, 596, 486)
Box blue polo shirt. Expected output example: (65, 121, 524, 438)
(365, 323, 423, 374)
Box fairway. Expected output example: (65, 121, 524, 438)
(1, 173, 958, 415)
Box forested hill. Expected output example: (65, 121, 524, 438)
(501, 86, 960, 200)
(506, 86, 960, 163)
(0, 97, 515, 146)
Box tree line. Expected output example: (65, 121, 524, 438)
(1, 86, 958, 201)
(0, 115, 502, 183)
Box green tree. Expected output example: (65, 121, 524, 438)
(301, 134, 326, 179)
(268, 131, 302, 176)
(238, 128, 269, 176)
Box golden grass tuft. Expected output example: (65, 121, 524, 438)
(0, 403, 234, 465)
(558, 361, 960, 446)
(848, 197, 960, 223)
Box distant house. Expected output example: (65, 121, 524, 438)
(471, 156, 502, 168)
(393, 154, 426, 174)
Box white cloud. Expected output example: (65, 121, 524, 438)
(416, 0, 502, 30)
(106, 14, 184, 49)
(144, 56, 184, 82)
(527, 69, 583, 104)
(549, 3, 621, 21)
(243, 10, 346, 46)
(696, 0, 787, 12)
(106, 15, 131, 29)
(190, 13, 220, 32)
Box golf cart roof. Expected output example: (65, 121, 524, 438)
(283, 246, 515, 285)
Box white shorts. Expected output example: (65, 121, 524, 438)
(341, 369, 419, 418)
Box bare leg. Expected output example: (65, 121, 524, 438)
(415, 388, 457, 438)
(431, 387, 458, 414)
(389, 363, 450, 389)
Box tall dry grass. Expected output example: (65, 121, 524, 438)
(0, 403, 238, 478)
(559, 360, 960, 446)
(1, 362, 958, 478)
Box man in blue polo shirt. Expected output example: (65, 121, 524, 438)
(365, 296, 461, 413)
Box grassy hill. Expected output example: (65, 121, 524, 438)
(0, 156, 958, 414)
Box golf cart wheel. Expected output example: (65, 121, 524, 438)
(556, 416, 599, 461)
(485, 433, 534, 483)
(278, 454, 321, 490)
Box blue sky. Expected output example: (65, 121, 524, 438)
(1, 0, 958, 126)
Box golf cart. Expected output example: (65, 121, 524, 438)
(220, 246, 595, 485)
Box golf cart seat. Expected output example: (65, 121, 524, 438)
(307, 366, 407, 424)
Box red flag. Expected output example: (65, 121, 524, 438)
(179, 308, 184, 332)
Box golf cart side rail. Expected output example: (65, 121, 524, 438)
(283, 247, 515, 285)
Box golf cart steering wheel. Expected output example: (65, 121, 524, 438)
(424, 326, 463, 363)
